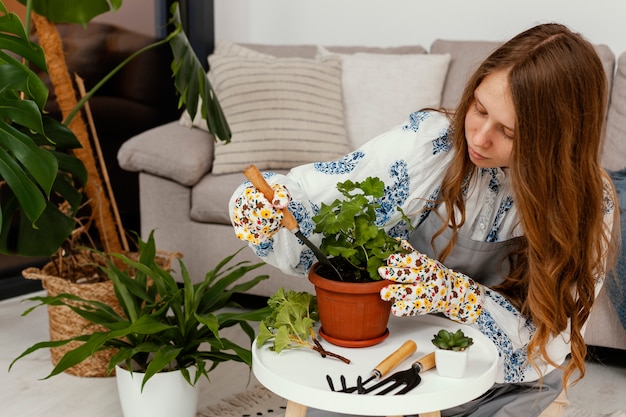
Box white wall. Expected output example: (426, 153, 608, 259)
(215, 0, 626, 56)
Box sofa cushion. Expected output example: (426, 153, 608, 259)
(431, 40, 616, 111)
(595, 44, 617, 92)
(430, 40, 501, 110)
(207, 52, 350, 175)
(240, 43, 428, 59)
(191, 170, 290, 224)
(604, 52, 626, 171)
(210, 42, 429, 60)
(118, 121, 213, 186)
(180, 41, 431, 151)
(318, 45, 450, 148)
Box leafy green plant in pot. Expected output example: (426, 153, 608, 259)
(10, 232, 271, 417)
(431, 329, 474, 378)
(309, 176, 411, 348)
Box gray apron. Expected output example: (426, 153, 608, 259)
(409, 214, 564, 417)
(408, 212, 522, 288)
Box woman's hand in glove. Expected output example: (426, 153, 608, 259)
(231, 183, 291, 245)
(378, 240, 484, 323)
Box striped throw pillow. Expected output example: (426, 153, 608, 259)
(208, 54, 350, 175)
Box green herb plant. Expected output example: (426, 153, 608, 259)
(312, 176, 411, 281)
(10, 232, 270, 390)
(256, 288, 350, 363)
(431, 329, 475, 352)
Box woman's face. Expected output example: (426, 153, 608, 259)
(464, 69, 515, 168)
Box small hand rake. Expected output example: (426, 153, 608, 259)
(326, 340, 417, 394)
(361, 351, 436, 395)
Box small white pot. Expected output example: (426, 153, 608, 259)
(435, 348, 469, 378)
(115, 365, 199, 417)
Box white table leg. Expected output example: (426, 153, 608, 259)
(285, 400, 308, 417)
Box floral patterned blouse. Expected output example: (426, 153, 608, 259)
(228, 110, 615, 384)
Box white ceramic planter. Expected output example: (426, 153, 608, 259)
(115, 365, 199, 417)
(435, 348, 469, 378)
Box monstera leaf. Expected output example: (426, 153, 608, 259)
(0, 1, 230, 256)
(62, 2, 231, 143)
(168, 3, 231, 143)
(21, 0, 231, 144)
(18, 0, 122, 25)
(0, 4, 85, 255)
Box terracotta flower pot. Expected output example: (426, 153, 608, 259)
(308, 263, 392, 348)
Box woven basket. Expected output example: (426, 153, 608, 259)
(22, 250, 179, 377)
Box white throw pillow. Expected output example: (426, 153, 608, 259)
(317, 45, 451, 149)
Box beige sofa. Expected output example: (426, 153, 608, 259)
(118, 39, 626, 351)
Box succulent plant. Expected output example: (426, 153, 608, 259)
(431, 329, 474, 351)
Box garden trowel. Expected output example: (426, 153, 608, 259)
(243, 164, 342, 280)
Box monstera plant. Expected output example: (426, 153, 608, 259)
(0, 0, 229, 257)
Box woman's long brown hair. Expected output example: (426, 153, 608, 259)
(438, 23, 618, 386)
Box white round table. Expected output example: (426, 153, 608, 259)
(253, 314, 499, 417)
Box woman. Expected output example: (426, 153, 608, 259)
(229, 23, 619, 416)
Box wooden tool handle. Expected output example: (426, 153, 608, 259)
(373, 340, 417, 378)
(243, 164, 299, 231)
(415, 351, 437, 372)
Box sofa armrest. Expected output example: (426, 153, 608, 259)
(118, 121, 215, 186)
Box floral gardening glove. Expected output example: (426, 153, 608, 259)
(379, 240, 484, 323)
(231, 183, 291, 246)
